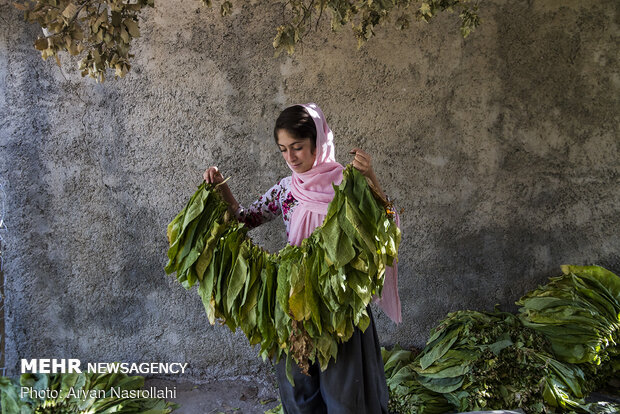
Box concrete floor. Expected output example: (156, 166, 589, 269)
(146, 378, 281, 414)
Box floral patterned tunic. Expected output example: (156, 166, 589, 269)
(235, 176, 298, 239)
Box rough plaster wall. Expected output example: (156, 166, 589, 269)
(0, 0, 618, 382)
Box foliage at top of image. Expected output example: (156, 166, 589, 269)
(264, 0, 481, 55)
(13, 0, 480, 82)
(14, 0, 155, 82)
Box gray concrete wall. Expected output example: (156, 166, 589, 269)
(0, 0, 618, 382)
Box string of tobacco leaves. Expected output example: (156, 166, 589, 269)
(165, 165, 401, 381)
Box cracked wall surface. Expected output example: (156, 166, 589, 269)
(0, 0, 618, 381)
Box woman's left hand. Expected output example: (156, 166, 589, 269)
(350, 148, 375, 179)
(350, 148, 387, 199)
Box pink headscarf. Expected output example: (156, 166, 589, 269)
(285, 102, 401, 323)
(287, 103, 345, 247)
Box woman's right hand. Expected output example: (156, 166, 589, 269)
(204, 166, 224, 184)
(203, 166, 239, 213)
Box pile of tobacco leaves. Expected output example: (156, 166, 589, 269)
(383, 265, 620, 413)
(0, 372, 177, 413)
(518, 265, 620, 389)
(165, 165, 400, 375)
(382, 345, 453, 414)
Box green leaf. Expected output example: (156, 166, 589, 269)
(420, 326, 461, 369)
(487, 332, 514, 355)
(418, 375, 464, 393)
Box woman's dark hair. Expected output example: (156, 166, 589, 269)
(273, 105, 317, 148)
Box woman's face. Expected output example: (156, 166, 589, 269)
(276, 129, 316, 173)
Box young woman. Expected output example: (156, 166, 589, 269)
(204, 103, 399, 414)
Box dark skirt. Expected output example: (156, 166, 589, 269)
(275, 307, 389, 414)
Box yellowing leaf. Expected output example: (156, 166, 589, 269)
(62, 3, 79, 19)
(124, 19, 140, 38)
(420, 3, 432, 16)
(13, 2, 29, 11)
(120, 28, 129, 43)
(34, 38, 48, 50)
